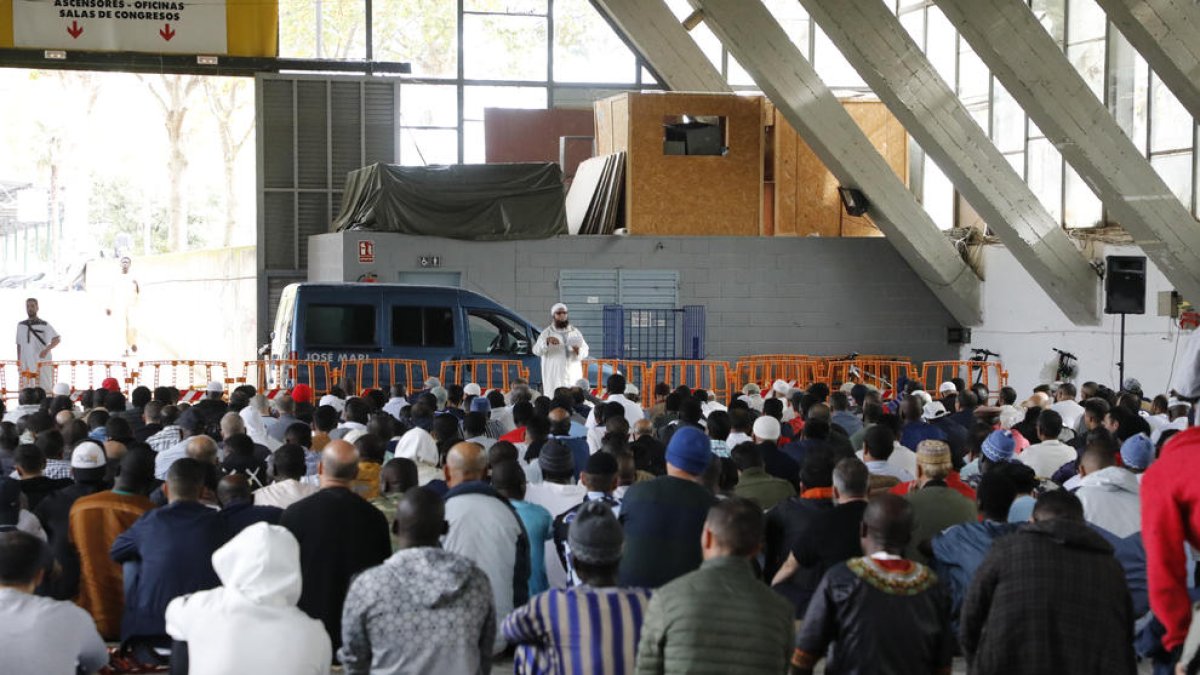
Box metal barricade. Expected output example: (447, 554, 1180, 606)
(38, 360, 135, 392)
(340, 359, 429, 393)
(136, 360, 237, 392)
(242, 360, 336, 396)
(921, 360, 1009, 403)
(438, 359, 529, 392)
(0, 361, 18, 400)
(645, 360, 734, 407)
(825, 359, 919, 392)
(733, 358, 827, 392)
(581, 359, 651, 394)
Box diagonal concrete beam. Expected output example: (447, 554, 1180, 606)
(798, 0, 1098, 324)
(589, 0, 731, 92)
(936, 0, 1200, 307)
(1094, 0, 1200, 121)
(686, 0, 981, 325)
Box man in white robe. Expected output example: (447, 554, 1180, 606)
(15, 298, 60, 390)
(533, 303, 589, 393)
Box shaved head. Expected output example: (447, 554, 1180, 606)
(633, 418, 654, 437)
(217, 474, 252, 506)
(321, 439, 360, 483)
(445, 441, 486, 487)
(862, 494, 914, 553)
(186, 435, 219, 465)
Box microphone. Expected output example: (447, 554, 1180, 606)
(841, 352, 859, 361)
(1052, 348, 1077, 360)
(970, 348, 1000, 358)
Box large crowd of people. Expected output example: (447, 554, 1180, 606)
(0, 355, 1198, 674)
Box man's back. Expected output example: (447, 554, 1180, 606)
(784, 500, 867, 618)
(960, 519, 1135, 675)
(636, 556, 793, 675)
(1075, 466, 1141, 538)
(1018, 440, 1076, 479)
(503, 585, 653, 675)
(793, 557, 952, 675)
(341, 547, 495, 674)
(70, 489, 156, 639)
(33, 482, 104, 599)
(732, 467, 795, 511)
(110, 500, 222, 640)
(904, 485, 977, 563)
(0, 588, 108, 675)
(619, 475, 716, 588)
(281, 487, 392, 652)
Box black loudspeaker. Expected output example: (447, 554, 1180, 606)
(1105, 255, 1146, 315)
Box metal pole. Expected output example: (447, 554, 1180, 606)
(1118, 313, 1126, 387)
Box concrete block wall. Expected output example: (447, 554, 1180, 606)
(309, 232, 962, 364)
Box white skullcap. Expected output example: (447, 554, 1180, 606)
(53, 382, 71, 396)
(206, 380, 224, 393)
(939, 381, 956, 394)
(463, 383, 482, 396)
(912, 390, 932, 407)
(626, 383, 639, 396)
(772, 380, 791, 396)
(551, 303, 568, 316)
(752, 415, 781, 441)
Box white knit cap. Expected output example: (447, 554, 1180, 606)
(551, 303, 568, 316)
(752, 415, 781, 441)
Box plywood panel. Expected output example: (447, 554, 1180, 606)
(610, 95, 631, 154)
(594, 97, 614, 156)
(774, 118, 799, 236)
(621, 92, 762, 236)
(773, 100, 906, 238)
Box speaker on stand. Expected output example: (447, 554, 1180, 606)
(1105, 255, 1146, 388)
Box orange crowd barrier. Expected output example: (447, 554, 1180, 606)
(340, 358, 430, 393)
(581, 359, 651, 394)
(242, 360, 336, 396)
(438, 359, 529, 392)
(825, 359, 919, 392)
(0, 361, 18, 399)
(922, 360, 1009, 403)
(37, 360, 135, 392)
(733, 358, 827, 392)
(136, 360, 237, 392)
(645, 360, 734, 407)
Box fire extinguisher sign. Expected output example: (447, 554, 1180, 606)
(358, 240, 375, 264)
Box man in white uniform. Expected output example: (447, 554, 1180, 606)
(533, 303, 589, 393)
(15, 298, 60, 390)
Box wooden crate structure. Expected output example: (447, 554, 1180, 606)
(594, 92, 764, 236)
(767, 100, 907, 237)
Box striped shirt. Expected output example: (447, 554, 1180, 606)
(502, 585, 652, 675)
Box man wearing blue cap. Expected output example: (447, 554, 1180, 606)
(618, 427, 717, 588)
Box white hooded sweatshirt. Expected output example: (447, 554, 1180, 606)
(166, 522, 331, 675)
(393, 427, 442, 486)
(1076, 465, 1142, 539)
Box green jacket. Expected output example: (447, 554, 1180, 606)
(636, 556, 793, 675)
(733, 467, 796, 511)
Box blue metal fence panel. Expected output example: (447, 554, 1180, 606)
(683, 305, 706, 359)
(603, 305, 625, 358)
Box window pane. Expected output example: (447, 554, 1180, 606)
(373, 0, 457, 77)
(392, 307, 422, 346)
(401, 84, 458, 127)
(992, 81, 1025, 152)
(727, 53, 757, 87)
(1003, 151, 1025, 176)
(814, 27, 866, 88)
(1064, 165, 1103, 228)
(464, 120, 485, 164)
(463, 86, 546, 121)
(1027, 138, 1064, 222)
(1108, 31, 1147, 153)
(400, 128, 459, 166)
(391, 307, 455, 347)
(463, 14, 548, 80)
(1066, 0, 1105, 43)
(762, 0, 811, 56)
(1152, 152, 1194, 206)
(465, 0, 545, 14)
(1151, 76, 1193, 152)
(1067, 39, 1105, 101)
(307, 304, 376, 346)
(553, 0, 636, 83)
(1031, 0, 1066, 46)
(468, 314, 502, 354)
(423, 307, 456, 347)
(687, 22, 724, 73)
(966, 100, 990, 134)
(926, 7, 956, 85)
(279, 0, 317, 58)
(922, 155, 955, 230)
(899, 9, 925, 50)
(958, 42, 988, 102)
(320, 0, 366, 59)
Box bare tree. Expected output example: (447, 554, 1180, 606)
(202, 78, 254, 247)
(140, 74, 202, 251)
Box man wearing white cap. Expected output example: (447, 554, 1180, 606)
(533, 304, 589, 393)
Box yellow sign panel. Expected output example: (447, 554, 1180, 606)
(0, 0, 277, 57)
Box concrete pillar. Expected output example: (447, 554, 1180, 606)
(799, 0, 1098, 324)
(688, 0, 981, 325)
(1094, 0, 1200, 120)
(589, 0, 731, 92)
(936, 0, 1200, 306)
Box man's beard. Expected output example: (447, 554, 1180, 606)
(554, 319, 569, 329)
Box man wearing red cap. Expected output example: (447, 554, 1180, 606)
(100, 378, 121, 394)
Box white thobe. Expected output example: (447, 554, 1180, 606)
(533, 324, 589, 393)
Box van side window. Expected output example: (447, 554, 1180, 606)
(392, 307, 455, 347)
(305, 304, 376, 347)
(468, 311, 531, 355)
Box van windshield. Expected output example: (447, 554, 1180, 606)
(305, 304, 377, 347)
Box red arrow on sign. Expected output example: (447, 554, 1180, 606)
(159, 24, 176, 41)
(67, 21, 83, 39)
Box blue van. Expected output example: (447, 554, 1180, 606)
(267, 282, 544, 390)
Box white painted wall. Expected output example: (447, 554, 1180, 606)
(967, 244, 1190, 397)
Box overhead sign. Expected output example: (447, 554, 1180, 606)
(0, 0, 277, 56)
